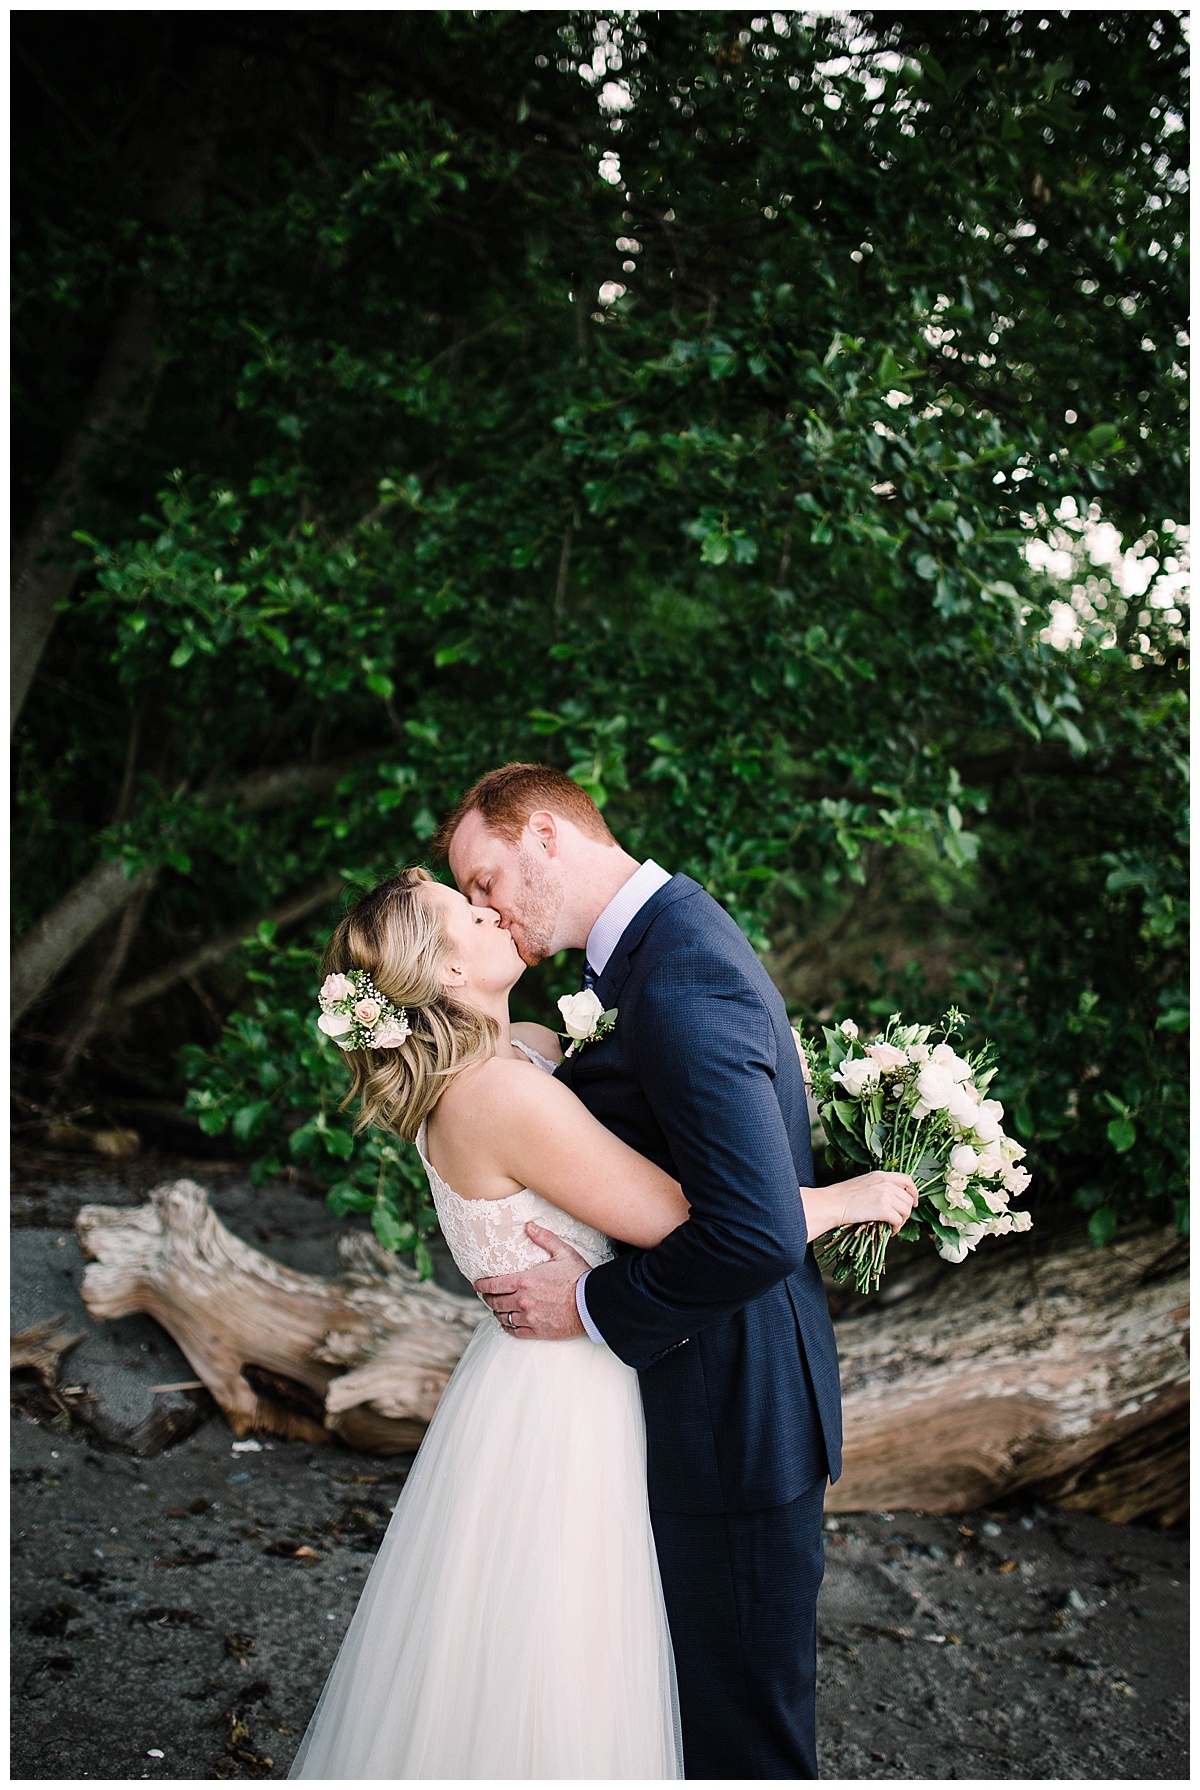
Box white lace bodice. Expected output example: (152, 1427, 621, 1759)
(416, 1041, 616, 1288)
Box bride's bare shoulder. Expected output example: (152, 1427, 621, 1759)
(510, 1021, 563, 1065)
(438, 1053, 557, 1125)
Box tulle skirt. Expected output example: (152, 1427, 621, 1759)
(288, 1313, 683, 1779)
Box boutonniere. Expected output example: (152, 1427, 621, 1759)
(557, 989, 618, 1058)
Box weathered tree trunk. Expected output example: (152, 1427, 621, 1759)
(108, 875, 344, 1015)
(11, 859, 157, 1029)
(52, 872, 157, 1087)
(826, 1225, 1188, 1526)
(76, 1181, 484, 1453)
(75, 1183, 1187, 1524)
(11, 757, 366, 1029)
(11, 1313, 87, 1387)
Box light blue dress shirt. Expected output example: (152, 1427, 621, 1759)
(574, 860, 672, 1346)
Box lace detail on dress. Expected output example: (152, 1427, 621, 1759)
(416, 1044, 615, 1288)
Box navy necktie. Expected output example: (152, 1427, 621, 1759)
(582, 962, 596, 991)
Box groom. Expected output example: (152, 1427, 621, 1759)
(434, 763, 842, 1780)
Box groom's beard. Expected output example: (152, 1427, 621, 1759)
(507, 848, 563, 966)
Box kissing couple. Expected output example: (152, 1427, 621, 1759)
(289, 762, 916, 1780)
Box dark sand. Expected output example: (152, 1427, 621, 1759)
(10, 1151, 1189, 1780)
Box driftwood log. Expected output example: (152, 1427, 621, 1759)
(76, 1182, 1188, 1523)
(826, 1225, 1188, 1526)
(76, 1181, 483, 1454)
(11, 1312, 87, 1388)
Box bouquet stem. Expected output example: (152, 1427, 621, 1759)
(815, 1220, 893, 1296)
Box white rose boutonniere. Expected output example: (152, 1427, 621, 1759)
(557, 989, 618, 1057)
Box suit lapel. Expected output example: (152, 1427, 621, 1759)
(593, 873, 700, 1010)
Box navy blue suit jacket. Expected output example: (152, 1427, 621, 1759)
(555, 874, 842, 1515)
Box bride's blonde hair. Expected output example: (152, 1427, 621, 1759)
(322, 867, 498, 1142)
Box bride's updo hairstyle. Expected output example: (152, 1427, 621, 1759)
(322, 867, 497, 1143)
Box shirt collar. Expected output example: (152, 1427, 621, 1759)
(585, 859, 673, 977)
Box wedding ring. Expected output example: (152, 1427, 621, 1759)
(506, 1310, 517, 1331)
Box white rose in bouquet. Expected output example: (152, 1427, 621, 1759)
(833, 1056, 881, 1098)
(970, 1107, 1004, 1145)
(946, 1086, 982, 1132)
(913, 1062, 958, 1117)
(930, 1043, 974, 1083)
(975, 1139, 1005, 1176)
(865, 1041, 909, 1072)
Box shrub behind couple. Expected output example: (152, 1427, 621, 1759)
(290, 763, 917, 1781)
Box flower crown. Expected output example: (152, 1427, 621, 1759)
(317, 969, 411, 1051)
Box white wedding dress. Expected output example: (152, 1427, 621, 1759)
(289, 1043, 683, 1780)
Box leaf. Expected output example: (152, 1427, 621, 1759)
(1078, 423, 1122, 459)
(366, 671, 395, 700)
(320, 1126, 356, 1160)
(1089, 1206, 1118, 1247)
(372, 1208, 406, 1251)
(326, 1184, 375, 1216)
(232, 1101, 271, 1143)
(1155, 1007, 1189, 1033)
(1106, 1116, 1137, 1154)
(915, 554, 939, 582)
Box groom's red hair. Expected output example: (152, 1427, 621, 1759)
(432, 763, 615, 858)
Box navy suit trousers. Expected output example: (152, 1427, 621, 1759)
(651, 1478, 828, 1780)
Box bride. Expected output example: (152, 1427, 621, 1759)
(288, 865, 910, 1779)
(289, 865, 688, 1779)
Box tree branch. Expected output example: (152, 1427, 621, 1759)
(52, 873, 159, 1090)
(11, 860, 157, 1030)
(11, 754, 377, 1030)
(109, 876, 345, 1015)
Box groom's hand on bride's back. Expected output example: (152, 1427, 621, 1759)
(474, 1223, 589, 1339)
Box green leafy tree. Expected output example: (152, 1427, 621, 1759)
(13, 12, 1187, 1265)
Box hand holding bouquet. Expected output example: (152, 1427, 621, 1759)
(799, 1007, 1032, 1295)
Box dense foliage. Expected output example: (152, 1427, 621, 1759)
(13, 12, 1188, 1262)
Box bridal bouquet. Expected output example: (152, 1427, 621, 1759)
(800, 1008, 1032, 1295)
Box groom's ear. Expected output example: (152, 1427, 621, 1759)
(527, 809, 561, 856)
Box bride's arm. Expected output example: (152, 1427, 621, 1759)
(469, 1061, 689, 1249)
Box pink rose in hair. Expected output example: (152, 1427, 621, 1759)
(321, 973, 354, 1004)
(372, 1016, 411, 1048)
(354, 997, 382, 1026)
